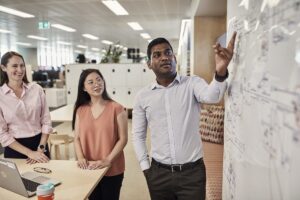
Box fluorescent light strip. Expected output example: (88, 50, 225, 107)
(127, 22, 143, 31)
(140, 33, 151, 39)
(16, 42, 31, 46)
(51, 24, 76, 32)
(101, 40, 113, 45)
(82, 34, 99, 40)
(0, 5, 34, 18)
(91, 48, 100, 51)
(77, 45, 88, 49)
(102, 0, 128, 15)
(58, 41, 72, 45)
(27, 35, 48, 41)
(0, 29, 11, 33)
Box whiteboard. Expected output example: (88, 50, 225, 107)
(223, 0, 300, 200)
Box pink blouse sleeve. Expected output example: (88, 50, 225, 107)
(0, 108, 15, 147)
(38, 85, 53, 134)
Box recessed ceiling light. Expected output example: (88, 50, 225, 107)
(58, 41, 72, 45)
(27, 35, 48, 41)
(77, 45, 88, 49)
(102, 0, 128, 15)
(0, 5, 34, 18)
(82, 34, 99, 40)
(127, 22, 143, 31)
(16, 42, 32, 46)
(51, 24, 76, 32)
(101, 40, 113, 45)
(140, 33, 151, 39)
(91, 48, 100, 51)
(0, 29, 11, 33)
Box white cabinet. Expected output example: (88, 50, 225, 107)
(65, 64, 155, 108)
(45, 88, 67, 108)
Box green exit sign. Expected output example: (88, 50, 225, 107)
(38, 21, 50, 29)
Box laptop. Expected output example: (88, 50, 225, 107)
(0, 159, 61, 197)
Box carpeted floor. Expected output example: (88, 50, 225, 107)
(203, 141, 224, 200)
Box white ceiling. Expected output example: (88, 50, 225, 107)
(0, 0, 226, 54)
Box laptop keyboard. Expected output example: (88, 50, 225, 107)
(21, 177, 41, 192)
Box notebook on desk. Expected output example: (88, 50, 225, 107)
(0, 158, 61, 197)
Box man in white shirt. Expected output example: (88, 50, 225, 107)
(132, 33, 237, 200)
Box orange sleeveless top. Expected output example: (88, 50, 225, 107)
(77, 101, 125, 176)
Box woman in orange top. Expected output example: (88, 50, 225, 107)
(72, 69, 128, 200)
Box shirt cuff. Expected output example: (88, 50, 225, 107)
(1, 136, 16, 147)
(140, 159, 151, 171)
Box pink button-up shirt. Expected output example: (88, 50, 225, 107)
(0, 82, 53, 147)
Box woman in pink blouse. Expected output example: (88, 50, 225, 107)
(0, 51, 52, 163)
(72, 69, 128, 200)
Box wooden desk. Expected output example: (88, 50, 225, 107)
(0, 159, 108, 200)
(50, 104, 73, 122)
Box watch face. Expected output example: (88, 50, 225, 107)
(39, 144, 45, 149)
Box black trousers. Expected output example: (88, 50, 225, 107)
(89, 173, 124, 200)
(144, 158, 206, 200)
(4, 133, 50, 158)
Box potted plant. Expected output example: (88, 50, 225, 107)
(101, 43, 123, 63)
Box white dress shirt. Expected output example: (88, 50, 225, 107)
(132, 74, 227, 170)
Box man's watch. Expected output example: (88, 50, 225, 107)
(215, 69, 229, 82)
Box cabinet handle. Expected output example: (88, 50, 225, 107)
(143, 69, 146, 72)
(128, 91, 131, 95)
(128, 69, 131, 72)
(112, 69, 115, 73)
(67, 69, 70, 72)
(68, 91, 71, 94)
(113, 91, 116, 95)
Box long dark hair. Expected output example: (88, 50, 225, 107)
(0, 51, 29, 86)
(72, 68, 112, 130)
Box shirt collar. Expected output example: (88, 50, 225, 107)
(1, 82, 29, 94)
(151, 73, 181, 90)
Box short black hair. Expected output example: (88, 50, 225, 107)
(147, 37, 173, 60)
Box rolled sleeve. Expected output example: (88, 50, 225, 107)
(193, 76, 227, 103)
(0, 109, 16, 147)
(39, 87, 53, 134)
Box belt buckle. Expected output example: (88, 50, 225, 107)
(171, 164, 182, 172)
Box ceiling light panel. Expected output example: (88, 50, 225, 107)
(51, 24, 76, 32)
(140, 33, 151, 39)
(91, 48, 100, 51)
(0, 29, 11, 33)
(102, 0, 129, 15)
(127, 22, 143, 31)
(0, 5, 34, 18)
(82, 34, 99, 40)
(101, 40, 113, 45)
(77, 45, 88, 49)
(58, 41, 72, 45)
(16, 42, 31, 46)
(27, 35, 48, 41)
